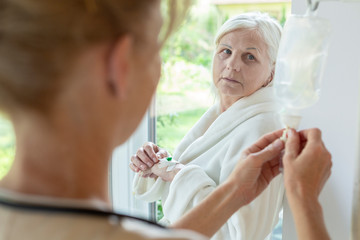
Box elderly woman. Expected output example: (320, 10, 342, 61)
(131, 12, 284, 240)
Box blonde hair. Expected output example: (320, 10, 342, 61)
(214, 12, 282, 66)
(0, 0, 191, 114)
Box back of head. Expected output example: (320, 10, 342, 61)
(0, 0, 189, 115)
(214, 12, 282, 66)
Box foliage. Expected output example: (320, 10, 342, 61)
(156, 200, 164, 221)
(158, 0, 220, 98)
(280, 5, 287, 26)
(0, 117, 15, 179)
(160, 1, 219, 69)
(157, 108, 207, 153)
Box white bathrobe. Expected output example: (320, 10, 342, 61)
(133, 87, 284, 240)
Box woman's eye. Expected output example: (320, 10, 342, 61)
(247, 54, 255, 61)
(223, 49, 232, 55)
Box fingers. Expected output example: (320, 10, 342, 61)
(297, 128, 330, 163)
(149, 173, 158, 178)
(131, 154, 149, 171)
(283, 129, 300, 162)
(249, 138, 284, 165)
(264, 158, 281, 181)
(299, 128, 322, 144)
(283, 128, 323, 164)
(129, 142, 172, 180)
(129, 163, 156, 179)
(246, 129, 285, 154)
(129, 162, 140, 172)
(130, 142, 160, 171)
(142, 143, 160, 164)
(156, 149, 168, 159)
(136, 148, 155, 168)
(282, 127, 332, 198)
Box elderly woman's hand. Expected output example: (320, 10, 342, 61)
(226, 129, 285, 206)
(129, 142, 169, 178)
(149, 162, 185, 182)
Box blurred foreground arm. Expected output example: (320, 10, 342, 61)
(283, 128, 332, 240)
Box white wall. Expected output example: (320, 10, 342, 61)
(283, 1, 360, 239)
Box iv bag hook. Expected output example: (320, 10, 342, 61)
(307, 0, 320, 11)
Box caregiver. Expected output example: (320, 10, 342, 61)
(131, 12, 284, 240)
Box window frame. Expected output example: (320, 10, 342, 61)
(110, 99, 156, 221)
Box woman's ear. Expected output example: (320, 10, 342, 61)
(263, 67, 275, 87)
(107, 35, 133, 99)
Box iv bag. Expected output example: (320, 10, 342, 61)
(274, 15, 332, 128)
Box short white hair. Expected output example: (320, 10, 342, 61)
(214, 12, 282, 65)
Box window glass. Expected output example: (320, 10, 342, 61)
(157, 0, 217, 153)
(0, 116, 15, 180)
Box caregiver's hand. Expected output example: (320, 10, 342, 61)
(226, 129, 285, 206)
(283, 128, 332, 201)
(282, 128, 331, 240)
(129, 142, 169, 178)
(172, 129, 285, 237)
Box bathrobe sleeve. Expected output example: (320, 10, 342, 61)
(162, 113, 284, 240)
(133, 173, 170, 203)
(132, 105, 220, 203)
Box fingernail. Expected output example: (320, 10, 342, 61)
(273, 139, 283, 150)
(147, 162, 153, 168)
(140, 165, 146, 171)
(153, 157, 158, 162)
(288, 129, 294, 137)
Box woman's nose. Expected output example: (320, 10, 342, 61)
(226, 56, 241, 72)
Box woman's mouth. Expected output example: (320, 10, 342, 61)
(221, 77, 239, 83)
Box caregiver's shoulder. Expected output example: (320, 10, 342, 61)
(0, 205, 208, 240)
(110, 217, 209, 240)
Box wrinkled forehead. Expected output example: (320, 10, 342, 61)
(218, 29, 268, 53)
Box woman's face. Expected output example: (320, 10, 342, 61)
(212, 29, 273, 105)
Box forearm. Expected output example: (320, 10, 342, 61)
(171, 180, 243, 238)
(287, 194, 330, 240)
